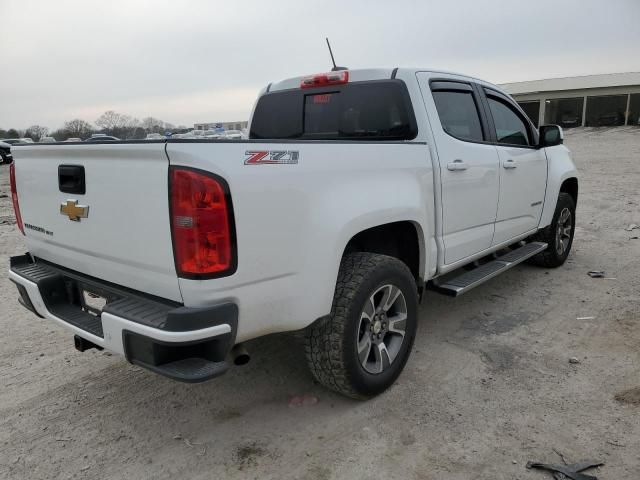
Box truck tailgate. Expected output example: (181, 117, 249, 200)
(13, 143, 182, 302)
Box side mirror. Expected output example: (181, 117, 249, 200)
(538, 125, 563, 148)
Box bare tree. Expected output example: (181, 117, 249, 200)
(95, 111, 141, 138)
(140, 117, 176, 134)
(24, 125, 49, 142)
(141, 117, 163, 131)
(95, 111, 126, 132)
(123, 115, 140, 130)
(63, 119, 93, 139)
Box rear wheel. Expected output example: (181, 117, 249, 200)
(528, 192, 576, 267)
(305, 252, 418, 399)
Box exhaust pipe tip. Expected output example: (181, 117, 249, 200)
(231, 343, 250, 366)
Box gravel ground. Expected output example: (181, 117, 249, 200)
(1, 128, 639, 480)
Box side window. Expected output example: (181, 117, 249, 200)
(486, 96, 530, 146)
(432, 90, 484, 142)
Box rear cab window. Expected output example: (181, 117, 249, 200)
(250, 80, 418, 141)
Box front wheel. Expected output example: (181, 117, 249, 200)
(528, 192, 576, 267)
(305, 253, 418, 399)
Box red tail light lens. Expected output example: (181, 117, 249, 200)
(169, 167, 236, 278)
(9, 163, 25, 235)
(300, 70, 349, 89)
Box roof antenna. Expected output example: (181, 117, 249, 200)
(326, 37, 347, 71)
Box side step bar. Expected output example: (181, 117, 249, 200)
(431, 242, 547, 297)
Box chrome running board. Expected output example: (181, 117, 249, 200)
(431, 242, 547, 297)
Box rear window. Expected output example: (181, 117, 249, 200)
(250, 80, 418, 140)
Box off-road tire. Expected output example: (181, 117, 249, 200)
(305, 252, 418, 399)
(528, 192, 576, 267)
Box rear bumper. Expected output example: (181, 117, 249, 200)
(9, 254, 238, 383)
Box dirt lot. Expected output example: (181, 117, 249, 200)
(1, 128, 639, 479)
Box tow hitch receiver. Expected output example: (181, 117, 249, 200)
(74, 335, 103, 352)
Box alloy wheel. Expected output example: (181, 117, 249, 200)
(356, 284, 407, 374)
(555, 207, 572, 256)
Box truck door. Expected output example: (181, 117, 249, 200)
(417, 75, 500, 265)
(480, 88, 547, 246)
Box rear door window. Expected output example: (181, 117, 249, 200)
(250, 80, 417, 140)
(431, 90, 484, 142)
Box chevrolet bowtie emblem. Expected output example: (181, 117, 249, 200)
(60, 200, 89, 221)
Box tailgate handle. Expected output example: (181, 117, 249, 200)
(58, 165, 86, 195)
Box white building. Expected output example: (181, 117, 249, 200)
(500, 72, 640, 128)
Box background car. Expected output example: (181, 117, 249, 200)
(145, 133, 164, 140)
(177, 130, 205, 139)
(203, 130, 222, 139)
(0, 140, 13, 164)
(84, 135, 120, 142)
(64, 138, 82, 142)
(1, 138, 29, 145)
(221, 129, 244, 139)
(39, 136, 56, 143)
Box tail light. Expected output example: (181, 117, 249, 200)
(169, 167, 236, 279)
(300, 70, 349, 89)
(9, 163, 25, 235)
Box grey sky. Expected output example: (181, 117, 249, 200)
(2, 0, 639, 130)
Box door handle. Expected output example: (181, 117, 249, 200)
(503, 159, 517, 169)
(447, 159, 468, 171)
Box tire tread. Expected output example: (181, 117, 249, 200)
(305, 252, 414, 399)
(528, 192, 575, 267)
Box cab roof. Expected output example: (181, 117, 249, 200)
(266, 67, 506, 96)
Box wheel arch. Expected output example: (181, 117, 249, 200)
(539, 154, 578, 229)
(341, 220, 426, 285)
(560, 177, 578, 205)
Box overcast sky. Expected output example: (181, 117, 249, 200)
(2, 0, 640, 130)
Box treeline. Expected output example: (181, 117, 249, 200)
(1, 111, 189, 142)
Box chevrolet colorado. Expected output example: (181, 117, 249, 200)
(8, 68, 578, 399)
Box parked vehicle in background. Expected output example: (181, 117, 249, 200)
(145, 133, 164, 140)
(64, 138, 82, 142)
(39, 136, 56, 143)
(221, 129, 244, 139)
(0, 140, 12, 164)
(174, 130, 202, 139)
(7, 67, 578, 399)
(560, 114, 581, 128)
(2, 138, 30, 145)
(203, 130, 222, 139)
(85, 134, 120, 142)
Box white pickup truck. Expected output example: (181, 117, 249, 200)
(8, 68, 578, 399)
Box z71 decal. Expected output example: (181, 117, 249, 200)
(244, 150, 299, 165)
